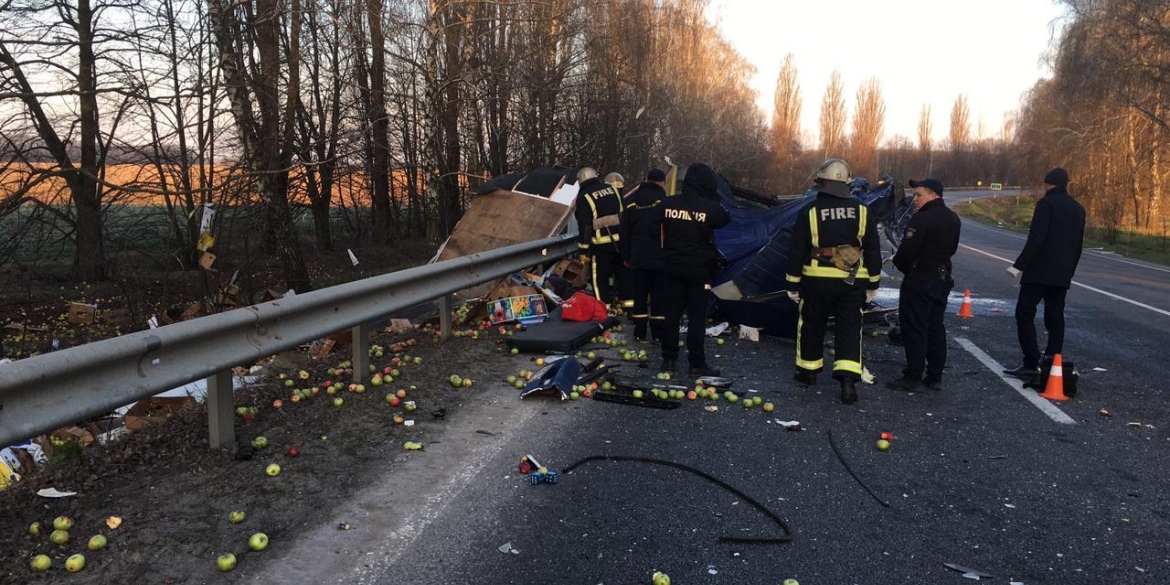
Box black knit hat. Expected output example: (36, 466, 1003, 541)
(1043, 167, 1069, 187)
(647, 168, 666, 182)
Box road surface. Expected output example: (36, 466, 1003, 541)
(248, 190, 1170, 585)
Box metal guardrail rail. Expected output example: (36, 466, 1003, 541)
(0, 235, 577, 448)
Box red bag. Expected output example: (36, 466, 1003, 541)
(561, 291, 608, 322)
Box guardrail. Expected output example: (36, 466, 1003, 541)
(0, 235, 577, 449)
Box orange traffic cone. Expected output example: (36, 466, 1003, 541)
(957, 289, 974, 318)
(1039, 354, 1069, 401)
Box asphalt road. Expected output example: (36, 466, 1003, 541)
(247, 192, 1170, 585)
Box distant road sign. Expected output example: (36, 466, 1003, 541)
(989, 182, 1004, 191)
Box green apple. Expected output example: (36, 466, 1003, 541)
(236, 406, 249, 416)
(50, 529, 70, 545)
(333, 397, 344, 407)
(64, 553, 85, 573)
(570, 391, 580, 400)
(229, 510, 246, 524)
(652, 571, 671, 585)
(251, 436, 268, 449)
(783, 580, 800, 585)
(877, 439, 890, 451)
(248, 532, 269, 551)
(266, 463, 281, 476)
(216, 553, 237, 572)
(514, 380, 525, 389)
(87, 534, 108, 550)
(727, 394, 739, 403)
(506, 375, 517, 384)
(763, 402, 775, 412)
(404, 401, 417, 412)
(633, 390, 644, 399)
(28, 521, 40, 535)
(284, 379, 295, 387)
(716, 338, 725, 345)
(30, 554, 51, 571)
(371, 375, 383, 386)
(53, 516, 73, 531)
(587, 352, 596, 360)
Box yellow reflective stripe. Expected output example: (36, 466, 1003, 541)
(834, 359, 862, 375)
(578, 243, 590, 250)
(808, 209, 820, 248)
(868, 274, 881, 283)
(632, 313, 650, 319)
(786, 273, 802, 283)
(858, 205, 868, 240)
(796, 299, 824, 371)
(796, 356, 824, 370)
(593, 234, 616, 244)
(649, 315, 665, 321)
(620, 300, 635, 308)
(802, 264, 866, 278)
(585, 191, 599, 216)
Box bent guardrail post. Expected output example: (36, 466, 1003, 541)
(207, 370, 234, 448)
(0, 234, 576, 449)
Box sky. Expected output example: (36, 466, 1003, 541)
(707, 0, 1069, 146)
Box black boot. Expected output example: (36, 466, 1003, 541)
(840, 378, 858, 404)
(923, 376, 944, 391)
(690, 364, 721, 377)
(793, 371, 817, 387)
(886, 376, 923, 392)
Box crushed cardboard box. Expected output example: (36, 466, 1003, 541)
(124, 396, 196, 431)
(68, 302, 98, 325)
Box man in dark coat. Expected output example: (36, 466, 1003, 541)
(886, 178, 962, 392)
(1003, 167, 1086, 378)
(619, 169, 668, 341)
(659, 163, 731, 376)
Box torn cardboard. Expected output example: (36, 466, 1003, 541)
(124, 397, 196, 431)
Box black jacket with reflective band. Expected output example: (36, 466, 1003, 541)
(619, 181, 667, 270)
(786, 191, 882, 290)
(574, 178, 625, 249)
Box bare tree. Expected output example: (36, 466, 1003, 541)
(850, 77, 885, 181)
(770, 53, 802, 191)
(819, 70, 846, 158)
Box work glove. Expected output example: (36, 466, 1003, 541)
(865, 289, 877, 303)
(1006, 266, 1021, 278)
(786, 290, 800, 303)
(580, 253, 591, 264)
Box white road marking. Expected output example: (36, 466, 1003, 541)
(963, 221, 1170, 274)
(956, 337, 1076, 425)
(958, 243, 1170, 318)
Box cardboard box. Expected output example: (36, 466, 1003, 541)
(552, 259, 587, 288)
(68, 302, 97, 325)
(123, 396, 196, 431)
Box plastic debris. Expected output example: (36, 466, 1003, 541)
(36, 488, 77, 498)
(776, 420, 802, 431)
(1092, 367, 1107, 372)
(337, 522, 352, 530)
(942, 562, 994, 580)
(1099, 409, 1110, 417)
(707, 565, 718, 575)
(704, 406, 719, 412)
(498, 542, 519, 554)
(861, 367, 875, 385)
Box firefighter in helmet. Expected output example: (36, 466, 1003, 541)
(575, 167, 625, 309)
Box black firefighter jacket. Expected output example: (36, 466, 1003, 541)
(661, 163, 731, 276)
(619, 181, 667, 270)
(1013, 187, 1086, 288)
(786, 190, 882, 291)
(574, 177, 624, 251)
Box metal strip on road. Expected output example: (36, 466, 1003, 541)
(957, 243, 1170, 318)
(956, 337, 1076, 425)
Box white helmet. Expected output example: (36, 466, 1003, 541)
(815, 158, 852, 183)
(604, 172, 625, 188)
(577, 167, 598, 183)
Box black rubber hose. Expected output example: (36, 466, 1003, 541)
(561, 454, 794, 544)
(827, 429, 892, 508)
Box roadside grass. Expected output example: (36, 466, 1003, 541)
(954, 195, 1170, 266)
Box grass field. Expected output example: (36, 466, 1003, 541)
(955, 194, 1170, 266)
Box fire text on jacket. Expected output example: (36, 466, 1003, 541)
(820, 207, 857, 221)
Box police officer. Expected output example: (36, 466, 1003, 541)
(660, 163, 730, 375)
(619, 169, 668, 341)
(574, 167, 625, 309)
(786, 159, 881, 404)
(886, 178, 961, 391)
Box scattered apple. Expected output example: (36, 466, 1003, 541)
(783, 580, 800, 585)
(49, 530, 69, 545)
(717, 338, 725, 345)
(686, 391, 697, 400)
(652, 571, 671, 585)
(404, 401, 417, 412)
(64, 553, 85, 573)
(236, 406, 249, 417)
(272, 399, 283, 409)
(764, 402, 775, 412)
(371, 375, 383, 387)
(266, 463, 281, 477)
(216, 553, 237, 572)
(290, 394, 302, 403)
(876, 439, 890, 451)
(570, 391, 580, 400)
(252, 436, 269, 449)
(229, 511, 246, 524)
(248, 532, 269, 552)
(288, 445, 300, 457)
(28, 521, 40, 535)
(393, 415, 404, 425)
(582, 389, 593, 398)
(53, 516, 73, 531)
(284, 379, 295, 388)
(88, 534, 108, 551)
(462, 378, 473, 388)
(106, 516, 123, 529)
(633, 390, 644, 399)
(333, 397, 344, 407)
(30, 554, 50, 572)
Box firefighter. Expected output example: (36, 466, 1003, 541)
(786, 159, 882, 404)
(886, 178, 962, 391)
(605, 171, 633, 311)
(604, 172, 626, 191)
(574, 167, 625, 309)
(619, 168, 668, 341)
(660, 163, 730, 375)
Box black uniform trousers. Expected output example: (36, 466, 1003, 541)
(1015, 283, 1068, 368)
(628, 267, 664, 340)
(589, 246, 620, 309)
(898, 274, 953, 380)
(797, 278, 865, 380)
(661, 268, 708, 364)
